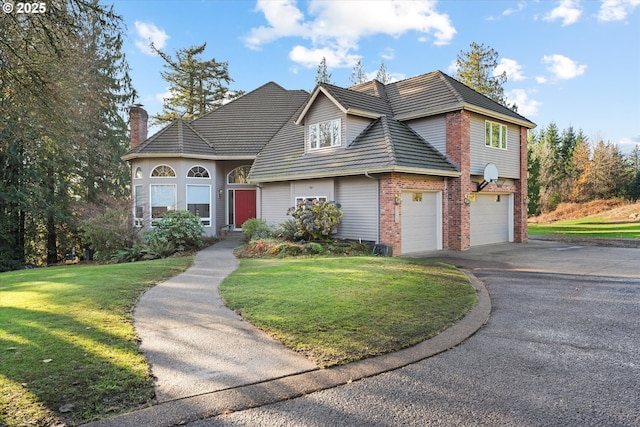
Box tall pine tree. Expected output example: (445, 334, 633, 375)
(152, 43, 235, 124)
(455, 42, 507, 106)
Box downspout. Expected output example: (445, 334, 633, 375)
(364, 172, 381, 245)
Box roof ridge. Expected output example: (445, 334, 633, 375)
(177, 119, 184, 152)
(182, 120, 216, 155)
(435, 70, 465, 104)
(379, 116, 397, 164)
(132, 119, 178, 152)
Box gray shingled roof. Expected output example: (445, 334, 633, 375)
(380, 70, 535, 126)
(249, 115, 459, 182)
(125, 70, 534, 183)
(123, 82, 309, 159)
(124, 119, 212, 157)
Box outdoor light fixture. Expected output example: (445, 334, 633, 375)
(394, 194, 402, 205)
(218, 188, 223, 199)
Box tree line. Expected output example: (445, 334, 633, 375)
(528, 124, 640, 216)
(0, 0, 135, 270)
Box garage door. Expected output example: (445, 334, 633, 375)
(470, 193, 513, 246)
(401, 191, 441, 253)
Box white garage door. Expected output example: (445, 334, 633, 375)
(401, 191, 441, 253)
(470, 194, 513, 246)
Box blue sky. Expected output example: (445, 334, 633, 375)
(111, 0, 640, 152)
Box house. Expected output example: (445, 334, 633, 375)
(123, 70, 535, 255)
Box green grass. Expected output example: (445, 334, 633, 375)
(0, 257, 193, 427)
(220, 257, 477, 368)
(528, 218, 640, 238)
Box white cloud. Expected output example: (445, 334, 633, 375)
(506, 89, 542, 117)
(598, 0, 640, 22)
(535, 75, 548, 84)
(542, 54, 587, 80)
(245, 0, 456, 68)
(289, 45, 361, 69)
(155, 88, 174, 103)
(543, 0, 582, 26)
(134, 21, 170, 55)
(494, 58, 525, 81)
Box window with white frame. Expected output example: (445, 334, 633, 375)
(187, 185, 211, 226)
(151, 164, 176, 177)
(150, 184, 176, 219)
(485, 121, 507, 149)
(295, 196, 327, 206)
(187, 166, 210, 178)
(309, 119, 341, 150)
(134, 185, 144, 227)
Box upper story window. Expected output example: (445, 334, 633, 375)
(309, 119, 341, 150)
(485, 121, 507, 150)
(187, 165, 210, 178)
(228, 165, 251, 184)
(151, 164, 176, 177)
(134, 167, 143, 179)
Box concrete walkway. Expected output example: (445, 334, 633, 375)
(132, 233, 317, 403)
(85, 234, 490, 427)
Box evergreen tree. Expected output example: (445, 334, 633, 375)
(455, 42, 507, 106)
(315, 57, 333, 85)
(375, 61, 391, 84)
(0, 1, 135, 269)
(152, 42, 235, 124)
(350, 60, 367, 85)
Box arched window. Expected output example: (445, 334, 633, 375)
(134, 167, 143, 179)
(151, 165, 176, 177)
(187, 165, 210, 178)
(227, 165, 251, 184)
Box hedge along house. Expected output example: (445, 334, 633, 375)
(123, 70, 535, 255)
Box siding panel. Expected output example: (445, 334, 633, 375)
(334, 176, 379, 242)
(469, 114, 520, 178)
(260, 182, 292, 226)
(406, 116, 447, 156)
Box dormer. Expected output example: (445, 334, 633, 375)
(296, 83, 392, 153)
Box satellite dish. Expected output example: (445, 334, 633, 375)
(483, 163, 499, 183)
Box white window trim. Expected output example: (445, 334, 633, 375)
(186, 184, 212, 227)
(134, 184, 144, 227)
(485, 120, 508, 150)
(308, 118, 341, 151)
(150, 184, 177, 221)
(151, 164, 176, 178)
(295, 196, 328, 206)
(187, 165, 211, 178)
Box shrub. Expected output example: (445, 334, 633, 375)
(241, 218, 274, 243)
(287, 200, 343, 241)
(80, 204, 139, 261)
(111, 242, 146, 263)
(148, 211, 204, 251)
(276, 219, 298, 241)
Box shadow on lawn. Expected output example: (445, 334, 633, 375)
(0, 306, 154, 426)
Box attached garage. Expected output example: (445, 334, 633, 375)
(470, 193, 514, 246)
(401, 190, 442, 253)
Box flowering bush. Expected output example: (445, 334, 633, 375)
(286, 199, 343, 241)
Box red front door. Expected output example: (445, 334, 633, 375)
(234, 189, 256, 228)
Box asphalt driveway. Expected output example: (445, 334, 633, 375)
(189, 240, 640, 426)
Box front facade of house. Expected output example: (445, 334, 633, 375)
(123, 71, 535, 255)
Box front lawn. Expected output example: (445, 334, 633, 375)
(528, 218, 640, 239)
(220, 256, 477, 367)
(0, 257, 193, 426)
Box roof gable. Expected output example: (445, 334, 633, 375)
(295, 82, 393, 124)
(384, 70, 535, 127)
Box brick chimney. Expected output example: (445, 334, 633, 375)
(129, 104, 148, 149)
